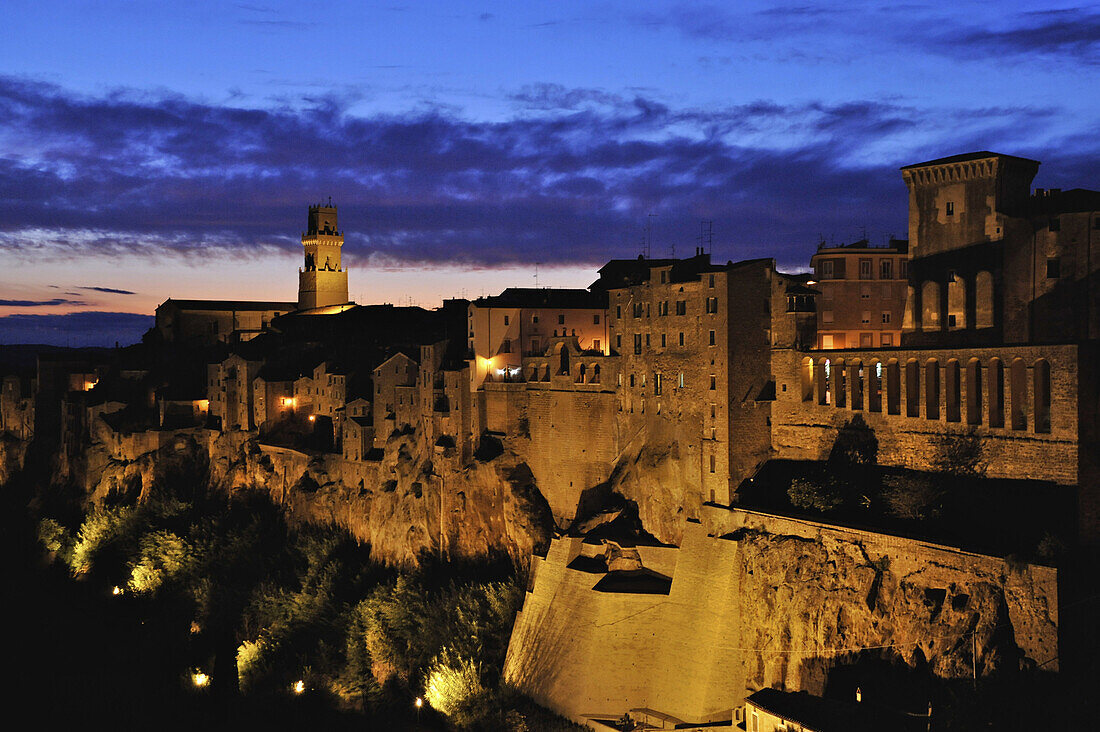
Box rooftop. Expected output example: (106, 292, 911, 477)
(159, 299, 297, 312)
(900, 151, 1040, 170)
(474, 287, 606, 309)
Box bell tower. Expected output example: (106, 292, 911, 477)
(297, 200, 349, 310)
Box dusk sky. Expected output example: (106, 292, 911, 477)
(2, 1, 1098, 346)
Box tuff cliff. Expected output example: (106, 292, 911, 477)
(64, 424, 554, 567)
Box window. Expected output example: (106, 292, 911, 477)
(533, 315, 539, 323)
(899, 260, 908, 278)
(633, 303, 644, 318)
(633, 333, 642, 355)
(675, 300, 687, 315)
(616, 306, 621, 318)
(709, 330, 716, 345)
(860, 259, 872, 279)
(1047, 258, 1061, 279)
(946, 201, 954, 216)
(709, 274, 715, 288)
(948, 314, 957, 328)
(1049, 217, 1060, 232)
(706, 297, 718, 313)
(709, 454, 716, 473)
(882, 284, 891, 299)
(593, 339, 601, 351)
(882, 312, 891, 324)
(678, 372, 684, 388)
(861, 286, 871, 299)
(616, 334, 622, 348)
(1095, 217, 1100, 229)
(710, 404, 716, 418)
(880, 259, 893, 279)
(503, 315, 510, 326)
(881, 333, 893, 346)
(822, 285, 833, 302)
(862, 311, 871, 324)
(659, 301, 668, 316)
(821, 260, 834, 278)
(660, 270, 668, 283)
(679, 332, 685, 346)
(654, 373, 662, 395)
(629, 374, 635, 387)
(709, 375, 717, 390)
(593, 314, 600, 324)
(645, 333, 650, 346)
(661, 333, 666, 347)
(558, 313, 565, 324)
(530, 339, 539, 353)
(823, 310, 834, 323)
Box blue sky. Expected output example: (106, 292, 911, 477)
(1, 1, 1098, 345)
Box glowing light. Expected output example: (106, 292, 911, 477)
(308, 414, 316, 422)
(192, 671, 210, 687)
(111, 586, 122, 596)
(415, 697, 423, 708)
(83, 380, 98, 391)
(806, 280, 817, 285)
(293, 680, 305, 694)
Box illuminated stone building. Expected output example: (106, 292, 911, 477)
(810, 238, 908, 349)
(467, 288, 608, 392)
(297, 202, 350, 311)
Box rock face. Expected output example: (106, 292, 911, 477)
(65, 423, 554, 567)
(0, 433, 29, 486)
(504, 517, 1058, 725)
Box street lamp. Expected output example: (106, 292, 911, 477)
(415, 696, 423, 722)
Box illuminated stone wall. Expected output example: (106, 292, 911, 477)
(504, 515, 1059, 727)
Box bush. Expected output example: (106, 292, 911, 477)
(788, 477, 843, 513)
(881, 475, 943, 520)
(423, 649, 484, 720)
(37, 517, 71, 560)
(69, 504, 139, 575)
(128, 530, 195, 594)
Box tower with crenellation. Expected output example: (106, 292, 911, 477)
(297, 201, 349, 311)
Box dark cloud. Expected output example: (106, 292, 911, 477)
(0, 298, 86, 307)
(0, 311, 152, 347)
(79, 286, 137, 295)
(0, 76, 1094, 274)
(939, 9, 1100, 63)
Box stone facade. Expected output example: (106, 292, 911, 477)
(811, 238, 908, 349)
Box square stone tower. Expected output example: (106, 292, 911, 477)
(297, 202, 349, 311)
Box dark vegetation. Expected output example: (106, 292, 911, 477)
(11, 457, 580, 731)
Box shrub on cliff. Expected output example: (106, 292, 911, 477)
(788, 477, 844, 513)
(68, 504, 139, 575)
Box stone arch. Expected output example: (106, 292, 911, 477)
(947, 275, 966, 330)
(966, 358, 982, 425)
(541, 363, 551, 381)
(905, 358, 920, 417)
(886, 359, 900, 415)
(577, 363, 587, 383)
(867, 359, 882, 413)
(975, 271, 994, 329)
(833, 359, 847, 408)
(922, 281, 941, 331)
(850, 360, 864, 410)
(1010, 357, 1027, 430)
(528, 364, 539, 382)
(988, 358, 1004, 427)
(946, 358, 961, 422)
(817, 358, 830, 405)
(801, 357, 814, 402)
(925, 358, 940, 420)
(557, 344, 570, 375)
(591, 363, 601, 384)
(1034, 359, 1051, 434)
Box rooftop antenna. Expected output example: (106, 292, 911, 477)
(534, 262, 541, 288)
(645, 213, 657, 259)
(327, 195, 333, 207)
(698, 220, 713, 254)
